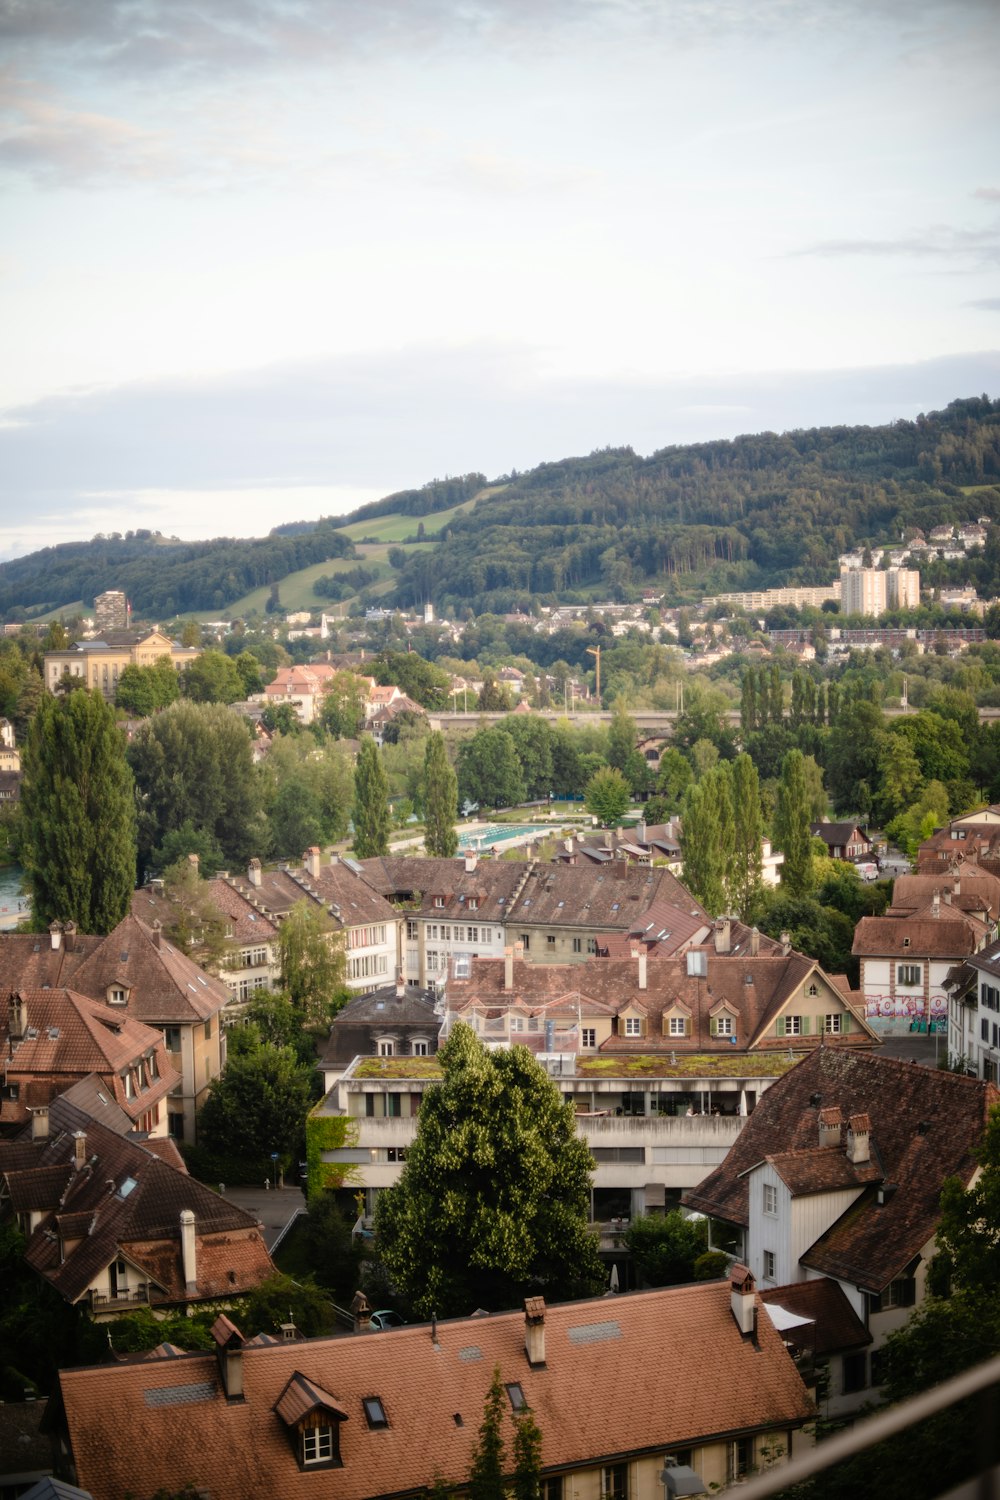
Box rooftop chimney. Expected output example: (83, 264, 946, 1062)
(846, 1113, 871, 1164)
(10, 992, 26, 1041)
(514, 942, 524, 961)
(248, 858, 262, 888)
(953, 878, 961, 896)
(465, 851, 479, 874)
(730, 1264, 757, 1336)
(750, 927, 760, 957)
(524, 1296, 546, 1367)
(351, 1289, 372, 1333)
(631, 948, 647, 990)
(48, 922, 62, 951)
(73, 1130, 87, 1169)
(210, 1314, 245, 1400)
(180, 1208, 198, 1291)
(30, 1106, 49, 1141)
(150, 919, 162, 950)
(932, 891, 941, 919)
(396, 972, 405, 999)
(304, 846, 322, 880)
(504, 946, 514, 992)
(943, 888, 952, 905)
(780, 930, 791, 957)
(187, 853, 199, 872)
(714, 917, 731, 955)
(818, 1106, 843, 1149)
(63, 921, 76, 953)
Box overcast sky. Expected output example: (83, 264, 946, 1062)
(1, 0, 999, 561)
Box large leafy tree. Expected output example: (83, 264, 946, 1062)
(352, 737, 391, 857)
(457, 728, 526, 810)
(584, 766, 630, 827)
(20, 688, 137, 933)
(278, 899, 347, 1025)
(373, 1024, 603, 1318)
(423, 732, 458, 858)
(128, 700, 265, 876)
(197, 1043, 315, 1172)
(623, 1211, 710, 1287)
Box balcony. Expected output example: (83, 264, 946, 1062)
(90, 1283, 150, 1313)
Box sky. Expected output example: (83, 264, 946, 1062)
(1, 0, 999, 561)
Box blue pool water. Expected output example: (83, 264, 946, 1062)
(458, 824, 542, 848)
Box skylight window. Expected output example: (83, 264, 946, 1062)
(505, 1383, 526, 1411)
(363, 1397, 388, 1429)
(118, 1176, 138, 1198)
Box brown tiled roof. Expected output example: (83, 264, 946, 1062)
(449, 953, 873, 1055)
(1, 1095, 274, 1307)
(684, 1048, 1000, 1292)
(0, 933, 99, 992)
(852, 913, 984, 959)
(360, 854, 528, 923)
(224, 856, 396, 932)
(890, 870, 1000, 922)
(765, 1147, 882, 1195)
(60, 1282, 814, 1500)
(759, 1278, 870, 1357)
(0, 989, 176, 1127)
(69, 916, 230, 1024)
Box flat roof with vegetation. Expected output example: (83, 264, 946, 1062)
(346, 1052, 804, 1082)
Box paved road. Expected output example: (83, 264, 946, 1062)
(876, 1034, 946, 1068)
(217, 1183, 306, 1250)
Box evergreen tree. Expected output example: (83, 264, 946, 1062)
(423, 732, 458, 858)
(352, 737, 391, 857)
(679, 769, 732, 916)
(740, 670, 758, 733)
(607, 699, 637, 773)
(774, 748, 813, 896)
(469, 1369, 507, 1500)
(728, 753, 764, 920)
(511, 1407, 543, 1500)
(20, 688, 137, 934)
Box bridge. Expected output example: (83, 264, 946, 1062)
(427, 706, 1000, 733)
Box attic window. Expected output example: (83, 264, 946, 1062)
(468, 898, 479, 911)
(363, 1397, 388, 1429)
(109, 987, 127, 1005)
(505, 1383, 526, 1412)
(434, 897, 445, 909)
(302, 1428, 334, 1465)
(807, 984, 818, 997)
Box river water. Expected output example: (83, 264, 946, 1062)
(0, 863, 30, 928)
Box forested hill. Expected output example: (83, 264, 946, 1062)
(0, 523, 356, 619)
(379, 396, 1000, 613)
(4, 396, 1000, 621)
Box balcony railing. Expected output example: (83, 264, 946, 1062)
(90, 1283, 150, 1310)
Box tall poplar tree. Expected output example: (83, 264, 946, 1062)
(352, 737, 391, 858)
(20, 687, 137, 934)
(728, 752, 764, 920)
(680, 767, 733, 916)
(423, 731, 458, 858)
(774, 748, 814, 896)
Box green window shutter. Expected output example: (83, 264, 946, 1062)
(802, 1016, 811, 1035)
(776, 1016, 786, 1037)
(709, 1017, 718, 1037)
(842, 1011, 851, 1033)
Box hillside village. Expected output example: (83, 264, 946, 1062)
(1, 447, 1000, 1496)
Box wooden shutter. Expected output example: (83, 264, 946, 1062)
(776, 1016, 786, 1037)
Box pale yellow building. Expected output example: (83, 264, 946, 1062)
(43, 628, 200, 700)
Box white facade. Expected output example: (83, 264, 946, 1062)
(404, 915, 506, 985)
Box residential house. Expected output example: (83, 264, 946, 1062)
(888, 866, 1000, 927)
(223, 851, 400, 993)
(0, 989, 176, 1138)
(0, 1094, 274, 1320)
(132, 870, 282, 1012)
(262, 664, 337, 725)
(684, 1048, 999, 1404)
(852, 894, 993, 1034)
(946, 936, 1000, 1082)
(364, 691, 426, 746)
(43, 629, 200, 701)
(0, 916, 230, 1143)
(317, 979, 441, 1086)
(809, 822, 873, 863)
(57, 1281, 814, 1500)
(758, 1279, 872, 1420)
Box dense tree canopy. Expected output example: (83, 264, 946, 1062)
(373, 1024, 603, 1318)
(20, 688, 137, 933)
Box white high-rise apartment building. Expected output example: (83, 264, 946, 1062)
(840, 566, 920, 618)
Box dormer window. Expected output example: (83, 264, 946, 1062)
(303, 1427, 334, 1465)
(468, 898, 479, 911)
(434, 896, 445, 909)
(109, 987, 127, 1005)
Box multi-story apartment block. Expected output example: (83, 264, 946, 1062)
(94, 589, 128, 632)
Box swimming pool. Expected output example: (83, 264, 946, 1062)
(458, 824, 542, 848)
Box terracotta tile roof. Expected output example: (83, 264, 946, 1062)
(224, 856, 396, 932)
(759, 1278, 870, 1357)
(449, 953, 872, 1055)
(69, 916, 230, 1024)
(684, 1048, 1000, 1292)
(0, 990, 177, 1128)
(131, 879, 280, 948)
(852, 913, 985, 959)
(890, 870, 1000, 922)
(360, 855, 527, 923)
(0, 1095, 274, 1307)
(765, 1146, 882, 1195)
(0, 933, 99, 992)
(60, 1282, 814, 1500)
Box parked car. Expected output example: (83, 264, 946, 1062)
(369, 1309, 405, 1331)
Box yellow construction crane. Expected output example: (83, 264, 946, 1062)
(586, 644, 601, 703)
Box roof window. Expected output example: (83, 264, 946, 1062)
(505, 1383, 526, 1411)
(363, 1397, 388, 1429)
